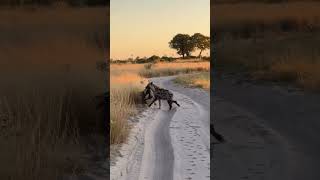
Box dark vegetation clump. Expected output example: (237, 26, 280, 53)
(112, 55, 178, 64)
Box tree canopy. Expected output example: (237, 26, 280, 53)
(169, 33, 210, 59)
(169, 34, 194, 58)
(191, 33, 210, 58)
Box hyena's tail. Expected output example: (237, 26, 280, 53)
(211, 124, 225, 143)
(213, 132, 225, 143)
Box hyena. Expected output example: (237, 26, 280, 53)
(144, 82, 180, 110)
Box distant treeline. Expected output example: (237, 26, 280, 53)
(110, 55, 210, 64)
(0, 0, 108, 6)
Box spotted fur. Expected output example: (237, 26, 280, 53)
(144, 82, 180, 110)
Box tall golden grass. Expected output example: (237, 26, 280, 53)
(213, 2, 320, 39)
(174, 72, 210, 90)
(253, 62, 320, 91)
(0, 7, 107, 68)
(139, 61, 210, 78)
(213, 2, 320, 24)
(211, 2, 320, 30)
(214, 2, 320, 91)
(0, 7, 108, 180)
(0, 70, 106, 180)
(110, 69, 146, 144)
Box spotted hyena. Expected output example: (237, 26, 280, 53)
(144, 82, 180, 110)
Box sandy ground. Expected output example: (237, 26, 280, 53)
(110, 76, 210, 180)
(213, 73, 320, 180)
(110, 108, 157, 180)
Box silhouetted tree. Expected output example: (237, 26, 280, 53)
(169, 34, 194, 58)
(191, 33, 210, 59)
(148, 55, 160, 62)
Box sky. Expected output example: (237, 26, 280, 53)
(110, 0, 210, 60)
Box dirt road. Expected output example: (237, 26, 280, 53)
(213, 74, 320, 180)
(111, 76, 210, 180)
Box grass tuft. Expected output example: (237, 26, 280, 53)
(174, 72, 210, 90)
(0, 70, 106, 180)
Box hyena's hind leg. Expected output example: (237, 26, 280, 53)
(167, 100, 180, 110)
(172, 100, 180, 107)
(167, 100, 172, 110)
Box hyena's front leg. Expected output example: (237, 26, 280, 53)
(167, 100, 172, 110)
(148, 98, 157, 107)
(158, 99, 161, 109)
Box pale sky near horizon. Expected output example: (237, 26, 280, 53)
(110, 0, 210, 60)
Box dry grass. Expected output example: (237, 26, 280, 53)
(214, 2, 320, 91)
(174, 72, 210, 90)
(139, 61, 210, 78)
(0, 69, 106, 180)
(253, 62, 320, 91)
(0, 7, 108, 180)
(0, 7, 108, 68)
(110, 64, 146, 144)
(213, 2, 320, 24)
(213, 2, 320, 39)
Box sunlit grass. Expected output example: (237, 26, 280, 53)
(213, 2, 320, 37)
(252, 62, 320, 91)
(214, 2, 320, 91)
(0, 7, 107, 180)
(174, 72, 210, 90)
(110, 66, 147, 144)
(139, 61, 210, 78)
(0, 70, 105, 180)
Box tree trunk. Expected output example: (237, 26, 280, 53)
(182, 54, 185, 58)
(198, 49, 203, 59)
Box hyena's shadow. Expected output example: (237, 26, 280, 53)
(150, 99, 180, 110)
(160, 107, 177, 120)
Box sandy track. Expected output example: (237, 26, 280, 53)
(111, 76, 210, 180)
(140, 77, 210, 180)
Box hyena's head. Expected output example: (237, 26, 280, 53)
(144, 82, 157, 96)
(145, 81, 154, 91)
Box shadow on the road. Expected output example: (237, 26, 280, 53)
(153, 108, 177, 180)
